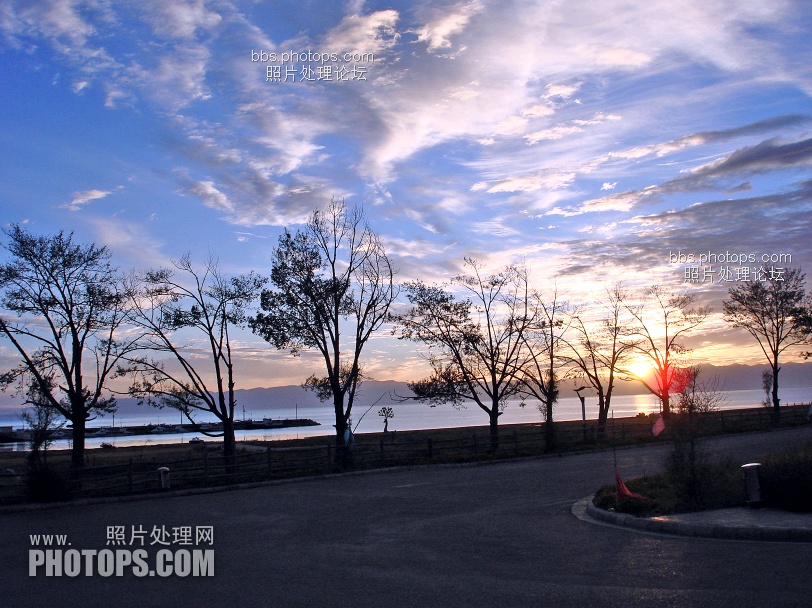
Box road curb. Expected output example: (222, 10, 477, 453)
(582, 497, 812, 542)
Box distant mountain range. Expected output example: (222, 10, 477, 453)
(1, 362, 810, 416)
(95, 362, 812, 415)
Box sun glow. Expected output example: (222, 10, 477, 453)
(627, 359, 653, 379)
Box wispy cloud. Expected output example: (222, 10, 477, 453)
(413, 0, 483, 54)
(140, 0, 222, 39)
(2, 0, 811, 372)
(63, 187, 120, 211)
(575, 135, 812, 214)
(177, 178, 234, 213)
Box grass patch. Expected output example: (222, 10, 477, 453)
(594, 463, 745, 517)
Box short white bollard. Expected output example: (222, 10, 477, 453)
(158, 466, 171, 490)
(741, 463, 762, 508)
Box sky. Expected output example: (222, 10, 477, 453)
(1, 0, 811, 390)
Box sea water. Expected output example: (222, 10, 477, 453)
(1, 387, 810, 451)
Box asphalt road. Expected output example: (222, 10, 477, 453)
(3, 426, 812, 608)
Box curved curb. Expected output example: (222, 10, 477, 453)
(579, 496, 812, 543)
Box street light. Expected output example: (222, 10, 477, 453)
(574, 386, 589, 442)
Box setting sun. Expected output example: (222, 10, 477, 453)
(627, 359, 653, 379)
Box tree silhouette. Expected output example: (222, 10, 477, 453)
(516, 288, 570, 451)
(723, 268, 810, 422)
(121, 255, 265, 466)
(625, 286, 709, 417)
(250, 200, 397, 449)
(378, 406, 394, 432)
(397, 259, 533, 451)
(564, 283, 637, 435)
(0, 226, 139, 473)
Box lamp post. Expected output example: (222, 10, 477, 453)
(574, 386, 589, 442)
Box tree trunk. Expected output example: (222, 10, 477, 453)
(661, 390, 671, 418)
(333, 394, 350, 466)
(222, 416, 237, 474)
(772, 363, 781, 423)
(488, 408, 499, 452)
(597, 393, 608, 438)
(70, 415, 86, 475)
(545, 399, 556, 452)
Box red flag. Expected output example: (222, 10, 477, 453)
(615, 471, 645, 500)
(652, 415, 666, 436)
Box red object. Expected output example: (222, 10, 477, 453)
(652, 415, 666, 436)
(615, 471, 645, 500)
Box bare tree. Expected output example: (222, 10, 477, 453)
(723, 268, 809, 422)
(669, 365, 728, 506)
(121, 255, 265, 465)
(250, 200, 397, 449)
(674, 365, 727, 415)
(397, 259, 533, 450)
(564, 284, 637, 435)
(0, 226, 139, 472)
(516, 288, 570, 451)
(625, 286, 710, 417)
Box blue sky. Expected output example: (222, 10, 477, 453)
(1, 0, 811, 388)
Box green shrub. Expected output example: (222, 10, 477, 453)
(760, 443, 812, 512)
(593, 484, 617, 510)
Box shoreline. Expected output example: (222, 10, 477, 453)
(2, 402, 809, 455)
(0, 418, 320, 445)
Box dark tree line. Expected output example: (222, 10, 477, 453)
(2, 214, 810, 474)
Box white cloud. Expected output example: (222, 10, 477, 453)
(579, 187, 657, 213)
(142, 0, 222, 39)
(63, 188, 120, 211)
(601, 181, 617, 190)
(524, 125, 583, 143)
(179, 180, 234, 213)
(132, 44, 213, 109)
(471, 217, 521, 238)
(545, 206, 583, 217)
(594, 48, 650, 67)
(322, 9, 399, 57)
(542, 83, 581, 100)
(494, 115, 528, 136)
(472, 170, 576, 193)
(521, 103, 555, 118)
(413, 0, 483, 53)
(104, 87, 129, 109)
(85, 217, 166, 268)
(354, 0, 797, 184)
